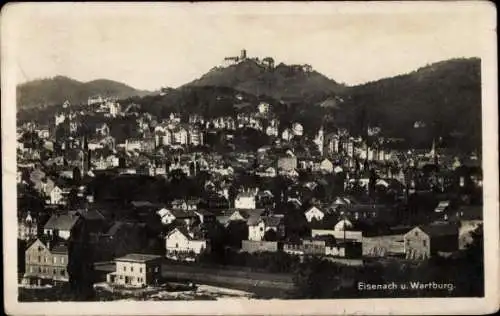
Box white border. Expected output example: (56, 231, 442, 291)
(2, 2, 498, 315)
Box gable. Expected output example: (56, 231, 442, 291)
(404, 227, 428, 239)
(306, 206, 323, 215)
(166, 228, 189, 242)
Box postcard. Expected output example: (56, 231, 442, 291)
(2, 1, 498, 315)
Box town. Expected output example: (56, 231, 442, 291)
(16, 52, 484, 301)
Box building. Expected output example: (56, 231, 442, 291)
(43, 213, 81, 240)
(18, 212, 38, 241)
(106, 253, 163, 288)
(258, 102, 271, 114)
(165, 227, 210, 259)
(404, 223, 459, 260)
(277, 154, 298, 172)
(292, 122, 304, 136)
(235, 190, 258, 209)
(319, 158, 334, 173)
(22, 238, 69, 285)
(247, 215, 285, 241)
(304, 206, 326, 222)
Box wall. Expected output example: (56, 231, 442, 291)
(241, 240, 280, 253)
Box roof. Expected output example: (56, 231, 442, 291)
(415, 223, 459, 237)
(77, 209, 105, 221)
(247, 215, 283, 227)
(44, 213, 80, 231)
(115, 253, 162, 263)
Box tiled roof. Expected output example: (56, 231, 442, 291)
(44, 213, 80, 231)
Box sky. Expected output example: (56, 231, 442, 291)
(5, 2, 493, 91)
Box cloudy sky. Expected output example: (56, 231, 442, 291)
(5, 2, 493, 90)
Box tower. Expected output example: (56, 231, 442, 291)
(240, 49, 247, 60)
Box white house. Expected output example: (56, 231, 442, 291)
(235, 191, 257, 209)
(282, 128, 293, 141)
(43, 213, 81, 240)
(49, 186, 63, 205)
(304, 206, 326, 222)
(247, 215, 285, 241)
(319, 158, 334, 173)
(257, 102, 271, 114)
(173, 127, 189, 145)
(292, 122, 304, 136)
(165, 227, 209, 259)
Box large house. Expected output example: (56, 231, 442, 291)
(22, 238, 69, 285)
(43, 213, 81, 240)
(404, 223, 459, 260)
(235, 190, 258, 209)
(164, 227, 210, 260)
(106, 253, 163, 288)
(247, 214, 285, 241)
(18, 212, 38, 241)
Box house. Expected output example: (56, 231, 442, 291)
(18, 212, 38, 241)
(404, 223, 459, 260)
(247, 214, 285, 241)
(106, 253, 162, 288)
(156, 208, 198, 226)
(319, 158, 334, 173)
(292, 122, 304, 136)
(43, 213, 81, 240)
(281, 128, 294, 141)
(235, 190, 257, 209)
(48, 185, 64, 205)
(277, 154, 298, 173)
(304, 206, 327, 222)
(173, 127, 189, 145)
(257, 102, 271, 114)
(165, 227, 210, 259)
(22, 238, 69, 285)
(255, 166, 277, 178)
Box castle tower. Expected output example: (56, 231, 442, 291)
(240, 49, 247, 60)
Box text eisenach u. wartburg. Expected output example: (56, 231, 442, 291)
(358, 281, 455, 292)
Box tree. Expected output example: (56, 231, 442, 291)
(67, 223, 96, 301)
(263, 229, 278, 241)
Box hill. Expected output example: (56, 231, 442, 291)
(338, 58, 482, 150)
(184, 59, 345, 103)
(17, 76, 151, 109)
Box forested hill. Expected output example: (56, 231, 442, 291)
(339, 58, 481, 150)
(184, 59, 346, 103)
(17, 76, 151, 110)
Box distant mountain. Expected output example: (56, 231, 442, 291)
(339, 58, 482, 150)
(17, 76, 152, 109)
(184, 59, 345, 103)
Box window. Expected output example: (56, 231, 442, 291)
(139, 268, 143, 273)
(154, 267, 159, 273)
(123, 266, 126, 272)
(423, 240, 427, 247)
(61, 257, 65, 264)
(131, 266, 134, 272)
(53, 269, 56, 275)
(60, 270, 65, 276)
(30, 266, 34, 273)
(38, 267, 41, 273)
(175, 243, 179, 248)
(53, 257, 57, 264)
(38, 256, 41, 262)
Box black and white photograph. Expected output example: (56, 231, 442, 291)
(2, 2, 498, 315)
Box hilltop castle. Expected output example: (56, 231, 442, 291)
(221, 49, 313, 73)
